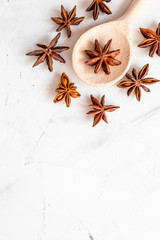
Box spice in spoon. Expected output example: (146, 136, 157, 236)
(84, 39, 121, 75)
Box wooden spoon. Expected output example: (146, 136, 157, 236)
(72, 0, 147, 87)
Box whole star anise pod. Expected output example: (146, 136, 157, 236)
(86, 0, 112, 20)
(84, 39, 121, 75)
(117, 64, 160, 101)
(54, 73, 81, 108)
(26, 33, 69, 72)
(87, 95, 120, 127)
(138, 23, 160, 57)
(51, 5, 85, 38)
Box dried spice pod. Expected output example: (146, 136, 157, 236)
(86, 0, 112, 20)
(54, 73, 81, 107)
(138, 23, 160, 57)
(87, 95, 120, 127)
(117, 64, 160, 101)
(51, 5, 84, 38)
(26, 33, 69, 72)
(84, 39, 121, 75)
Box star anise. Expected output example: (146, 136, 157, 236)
(26, 33, 69, 72)
(84, 39, 121, 75)
(54, 73, 81, 108)
(87, 95, 120, 127)
(117, 64, 160, 101)
(86, 0, 112, 20)
(51, 5, 84, 38)
(138, 23, 160, 57)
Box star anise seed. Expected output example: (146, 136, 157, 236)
(26, 33, 69, 72)
(86, 0, 112, 20)
(84, 39, 121, 75)
(51, 5, 85, 38)
(87, 95, 120, 127)
(117, 64, 160, 101)
(138, 23, 160, 57)
(54, 73, 81, 107)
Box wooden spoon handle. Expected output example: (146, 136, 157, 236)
(120, 0, 148, 24)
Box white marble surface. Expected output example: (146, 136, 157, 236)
(1, 0, 160, 239)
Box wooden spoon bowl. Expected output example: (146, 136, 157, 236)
(72, 0, 147, 87)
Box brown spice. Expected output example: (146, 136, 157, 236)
(87, 95, 120, 127)
(54, 73, 81, 108)
(86, 0, 112, 20)
(84, 39, 121, 75)
(117, 64, 160, 101)
(51, 5, 84, 38)
(138, 23, 160, 57)
(26, 33, 69, 72)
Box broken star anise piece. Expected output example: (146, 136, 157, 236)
(26, 33, 69, 72)
(87, 95, 120, 127)
(138, 23, 160, 57)
(86, 0, 112, 20)
(51, 5, 84, 38)
(54, 73, 81, 108)
(117, 64, 160, 101)
(84, 39, 121, 75)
